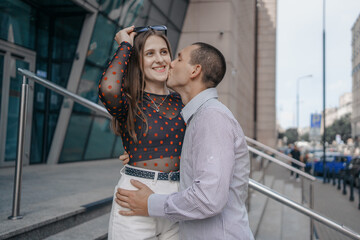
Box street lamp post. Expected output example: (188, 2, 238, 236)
(322, 0, 327, 184)
(296, 74, 313, 132)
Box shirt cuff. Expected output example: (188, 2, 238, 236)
(148, 193, 168, 217)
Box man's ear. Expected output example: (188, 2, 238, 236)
(190, 64, 202, 80)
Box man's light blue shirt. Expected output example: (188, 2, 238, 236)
(148, 88, 254, 240)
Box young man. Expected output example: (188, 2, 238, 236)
(116, 42, 254, 240)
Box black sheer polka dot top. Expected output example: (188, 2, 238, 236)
(99, 42, 186, 173)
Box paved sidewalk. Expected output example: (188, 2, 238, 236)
(312, 179, 360, 240)
(266, 163, 360, 240)
(0, 159, 122, 237)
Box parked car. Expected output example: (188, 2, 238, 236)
(306, 152, 352, 176)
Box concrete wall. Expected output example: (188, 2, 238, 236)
(256, 0, 277, 147)
(177, 0, 277, 146)
(352, 14, 360, 138)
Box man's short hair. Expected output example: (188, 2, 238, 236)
(189, 42, 226, 87)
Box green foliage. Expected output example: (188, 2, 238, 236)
(323, 114, 351, 143)
(284, 128, 299, 144)
(300, 132, 309, 141)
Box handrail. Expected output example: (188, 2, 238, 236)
(12, 69, 360, 240)
(17, 69, 111, 118)
(248, 146, 316, 181)
(249, 179, 360, 240)
(246, 136, 306, 167)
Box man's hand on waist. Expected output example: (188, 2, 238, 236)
(116, 179, 153, 216)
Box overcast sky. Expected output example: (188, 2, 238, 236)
(276, 0, 360, 130)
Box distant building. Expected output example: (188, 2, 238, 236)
(352, 14, 360, 138)
(321, 92, 352, 131)
(338, 92, 352, 118)
(324, 107, 338, 128)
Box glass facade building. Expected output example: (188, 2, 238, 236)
(0, 0, 189, 166)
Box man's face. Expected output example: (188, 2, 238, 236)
(167, 45, 198, 91)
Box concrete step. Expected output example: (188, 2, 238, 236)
(249, 175, 275, 235)
(256, 179, 284, 240)
(44, 213, 110, 240)
(1, 197, 112, 240)
(282, 183, 310, 240)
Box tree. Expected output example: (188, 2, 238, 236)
(300, 132, 309, 141)
(323, 114, 351, 144)
(284, 128, 298, 144)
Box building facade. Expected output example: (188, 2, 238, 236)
(352, 14, 360, 138)
(0, 0, 277, 166)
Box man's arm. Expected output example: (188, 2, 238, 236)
(148, 109, 236, 221)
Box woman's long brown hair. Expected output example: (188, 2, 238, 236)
(111, 30, 172, 143)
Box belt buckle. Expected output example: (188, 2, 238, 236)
(168, 172, 174, 182)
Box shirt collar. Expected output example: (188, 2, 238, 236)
(181, 88, 218, 124)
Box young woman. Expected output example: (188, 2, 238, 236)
(98, 26, 185, 240)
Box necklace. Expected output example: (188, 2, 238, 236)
(145, 93, 169, 112)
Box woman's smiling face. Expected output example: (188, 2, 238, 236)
(142, 35, 171, 85)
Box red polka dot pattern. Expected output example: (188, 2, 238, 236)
(98, 41, 186, 165)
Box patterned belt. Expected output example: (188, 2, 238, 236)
(124, 166, 180, 181)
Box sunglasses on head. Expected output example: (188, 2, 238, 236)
(133, 25, 167, 36)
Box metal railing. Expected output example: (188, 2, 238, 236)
(9, 69, 360, 240)
(246, 136, 305, 167)
(248, 145, 317, 239)
(249, 179, 360, 240)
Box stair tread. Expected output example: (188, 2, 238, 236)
(0, 191, 113, 239)
(256, 179, 284, 240)
(249, 175, 275, 234)
(44, 213, 109, 240)
(45, 213, 110, 240)
(282, 183, 310, 240)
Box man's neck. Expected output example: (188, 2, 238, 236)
(178, 84, 208, 105)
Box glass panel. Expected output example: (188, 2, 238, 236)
(117, 0, 145, 27)
(112, 136, 125, 158)
(98, 0, 122, 16)
(169, 0, 188, 29)
(5, 58, 29, 161)
(87, 14, 117, 67)
(84, 117, 115, 160)
(0, 0, 36, 49)
(59, 113, 93, 163)
(76, 64, 103, 104)
(29, 14, 84, 164)
(147, 5, 167, 26)
(30, 111, 44, 164)
(0, 54, 4, 115)
(153, 0, 171, 16)
(52, 16, 83, 62)
(133, 0, 151, 27)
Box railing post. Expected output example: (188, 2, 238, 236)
(301, 177, 304, 204)
(337, 172, 341, 190)
(332, 170, 336, 186)
(310, 182, 314, 240)
(358, 176, 360, 209)
(8, 75, 29, 220)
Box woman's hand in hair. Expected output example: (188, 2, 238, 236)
(119, 151, 130, 165)
(115, 26, 136, 46)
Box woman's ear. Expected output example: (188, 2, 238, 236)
(190, 64, 202, 79)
